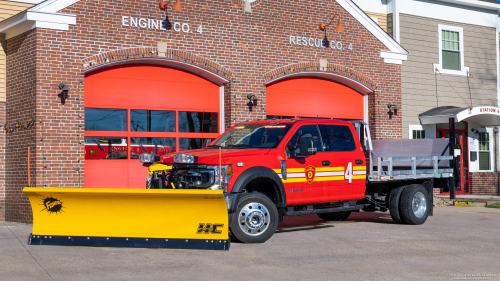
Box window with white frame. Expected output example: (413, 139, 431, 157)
(478, 132, 490, 171)
(434, 25, 467, 76)
(442, 30, 460, 71)
(412, 130, 425, 139)
(409, 125, 426, 139)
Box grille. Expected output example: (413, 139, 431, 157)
(177, 170, 215, 189)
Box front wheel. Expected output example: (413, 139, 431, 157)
(317, 211, 351, 221)
(229, 192, 278, 243)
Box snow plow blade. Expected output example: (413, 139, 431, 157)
(23, 187, 230, 250)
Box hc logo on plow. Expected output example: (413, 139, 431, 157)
(197, 223, 224, 234)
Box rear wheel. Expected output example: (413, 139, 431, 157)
(399, 184, 429, 225)
(317, 211, 351, 221)
(229, 192, 278, 243)
(389, 186, 406, 224)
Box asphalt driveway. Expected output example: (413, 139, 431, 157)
(1, 206, 499, 281)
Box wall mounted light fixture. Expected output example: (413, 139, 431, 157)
(387, 103, 398, 119)
(159, 0, 182, 30)
(159, 0, 182, 11)
(247, 94, 258, 111)
(319, 14, 343, 48)
(58, 83, 70, 105)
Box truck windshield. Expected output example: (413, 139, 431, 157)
(208, 123, 292, 149)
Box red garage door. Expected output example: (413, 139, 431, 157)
(266, 77, 365, 120)
(84, 64, 221, 188)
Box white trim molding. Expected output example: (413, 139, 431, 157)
(433, 24, 469, 76)
(219, 86, 225, 133)
(335, 0, 408, 65)
(0, 10, 76, 39)
(380, 51, 407, 65)
(7, 0, 45, 4)
(0, 0, 79, 39)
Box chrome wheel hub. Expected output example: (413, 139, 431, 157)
(238, 202, 270, 236)
(412, 191, 427, 218)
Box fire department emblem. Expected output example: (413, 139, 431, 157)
(305, 165, 316, 184)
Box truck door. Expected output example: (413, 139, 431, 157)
(284, 125, 324, 204)
(318, 124, 366, 201)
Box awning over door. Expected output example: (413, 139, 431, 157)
(419, 106, 500, 126)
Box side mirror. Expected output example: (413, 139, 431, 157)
(203, 139, 212, 148)
(299, 137, 317, 156)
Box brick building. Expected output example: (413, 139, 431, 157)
(0, 0, 497, 223)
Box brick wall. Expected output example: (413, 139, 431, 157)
(5, 0, 402, 222)
(470, 172, 500, 196)
(5, 29, 37, 223)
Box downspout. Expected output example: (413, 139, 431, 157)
(389, 0, 400, 43)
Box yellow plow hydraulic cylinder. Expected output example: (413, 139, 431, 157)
(23, 187, 230, 250)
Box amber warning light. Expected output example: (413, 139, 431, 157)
(264, 125, 286, 129)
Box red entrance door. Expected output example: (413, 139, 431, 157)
(436, 123, 470, 195)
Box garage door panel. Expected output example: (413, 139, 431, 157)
(85, 64, 219, 111)
(84, 64, 220, 189)
(267, 77, 364, 120)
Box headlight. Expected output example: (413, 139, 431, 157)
(139, 153, 155, 163)
(209, 165, 233, 192)
(173, 153, 198, 164)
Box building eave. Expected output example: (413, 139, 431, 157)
(0, 10, 76, 39)
(336, 0, 409, 65)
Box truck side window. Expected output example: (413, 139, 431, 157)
(319, 125, 356, 152)
(287, 125, 324, 153)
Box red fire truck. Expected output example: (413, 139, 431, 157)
(140, 119, 460, 243)
(85, 138, 176, 159)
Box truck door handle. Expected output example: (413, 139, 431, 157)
(322, 161, 331, 166)
(355, 160, 363, 165)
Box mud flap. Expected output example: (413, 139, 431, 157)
(23, 187, 230, 250)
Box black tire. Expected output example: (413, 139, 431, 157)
(317, 211, 351, 221)
(399, 184, 429, 225)
(389, 186, 406, 224)
(229, 192, 279, 243)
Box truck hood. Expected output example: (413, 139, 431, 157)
(160, 148, 270, 165)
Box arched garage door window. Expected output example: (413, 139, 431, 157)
(266, 77, 365, 120)
(84, 64, 221, 188)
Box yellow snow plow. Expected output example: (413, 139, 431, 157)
(23, 187, 230, 250)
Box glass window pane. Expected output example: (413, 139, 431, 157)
(319, 125, 356, 152)
(84, 137, 128, 159)
(179, 138, 206, 151)
(130, 137, 176, 158)
(130, 110, 175, 132)
(479, 152, 490, 170)
(442, 50, 460, 70)
(413, 130, 417, 139)
(287, 125, 324, 153)
(422, 130, 425, 139)
(178, 112, 218, 133)
(85, 108, 127, 131)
